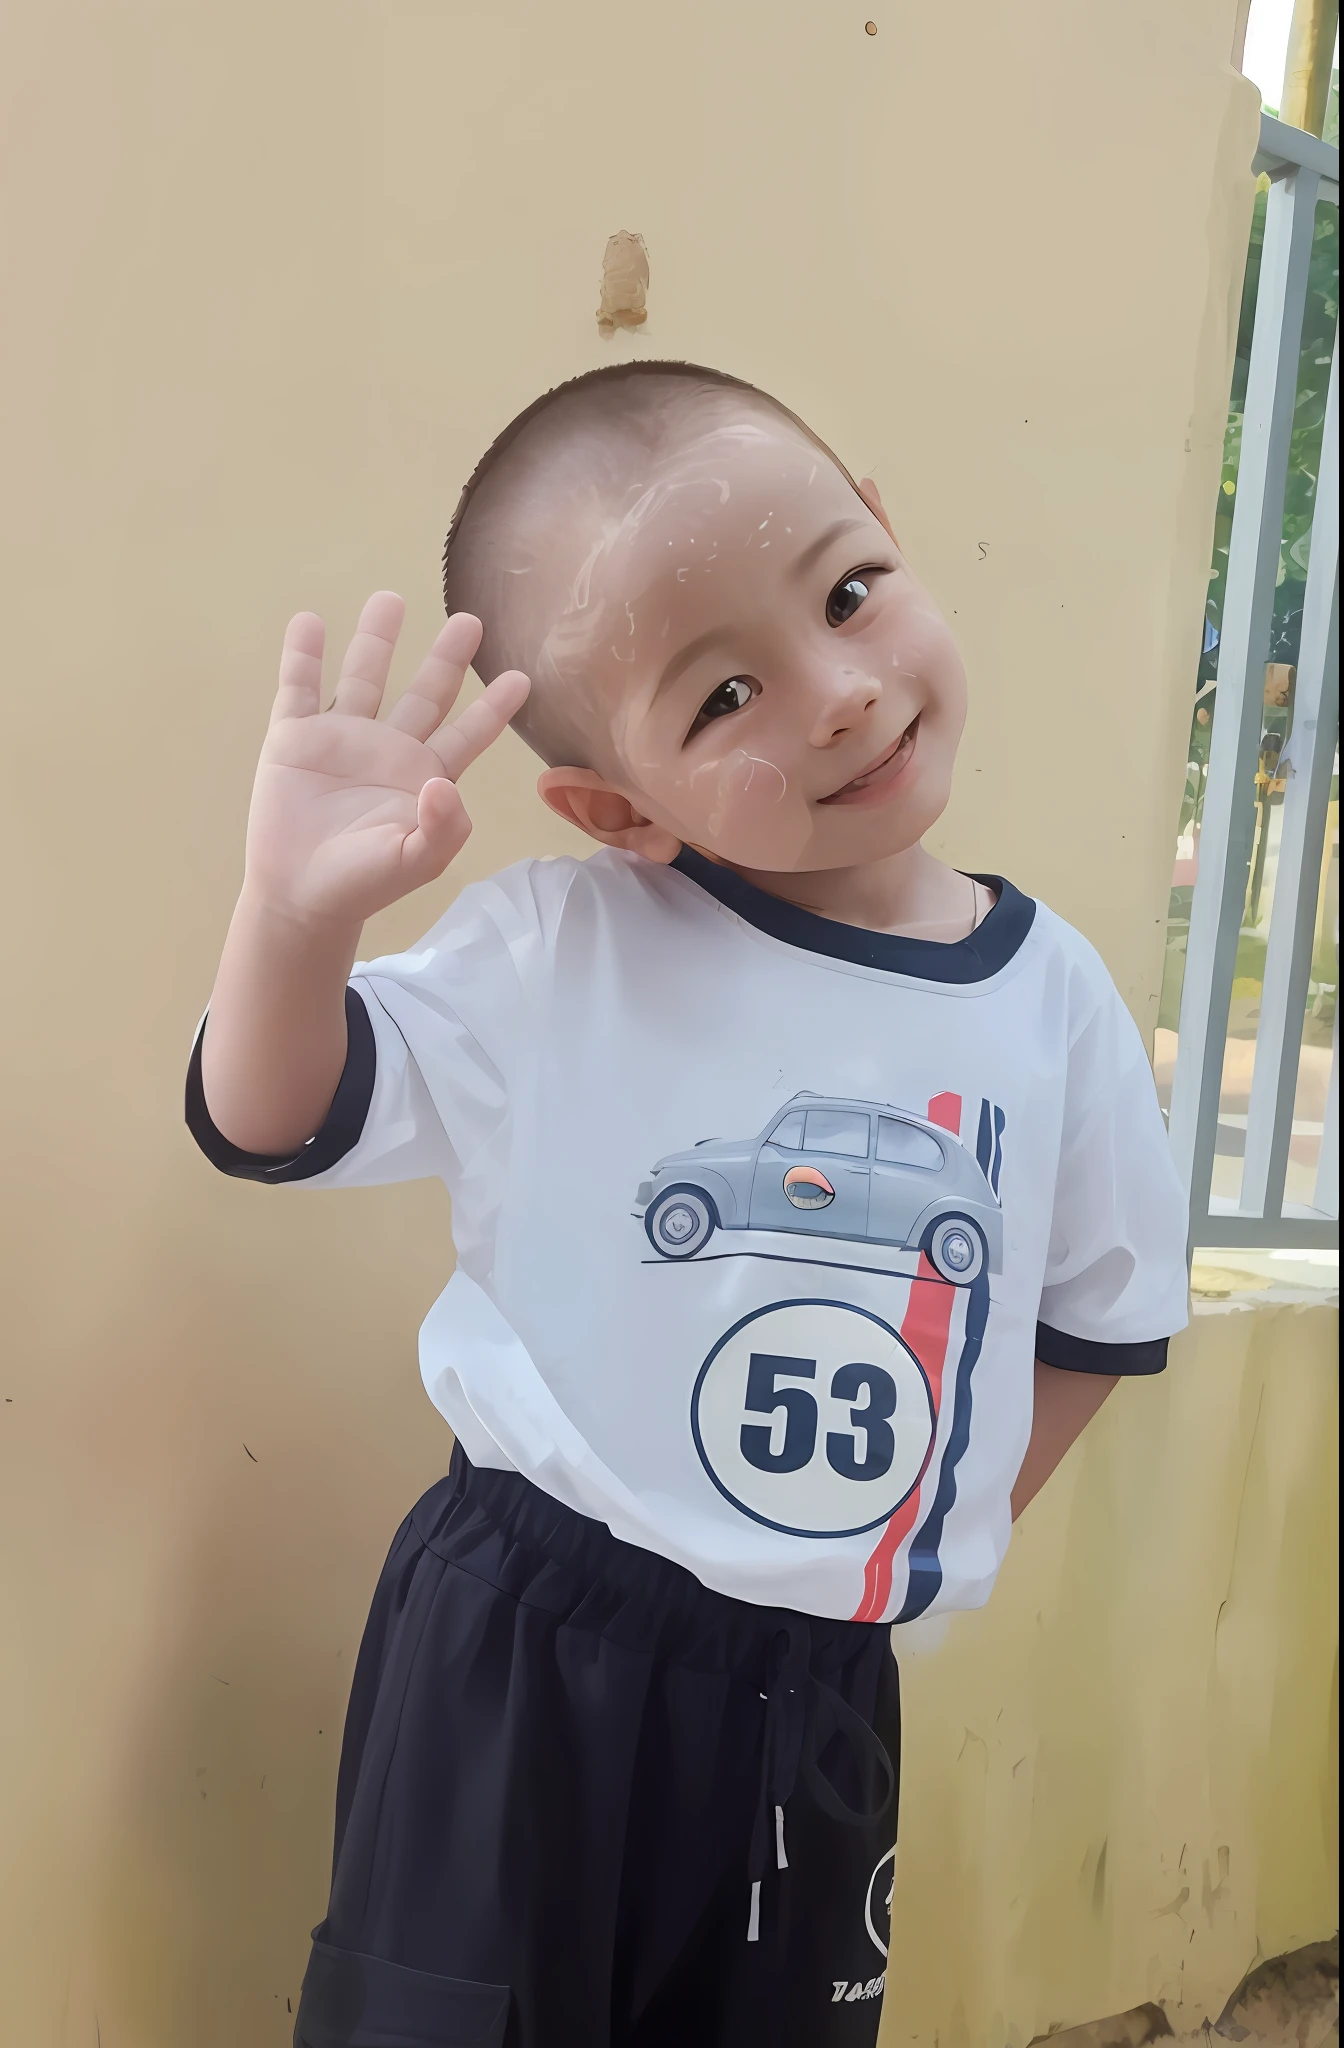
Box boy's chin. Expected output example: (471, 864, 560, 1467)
(808, 779, 955, 866)
(803, 794, 954, 871)
(704, 815, 936, 877)
(672, 773, 953, 874)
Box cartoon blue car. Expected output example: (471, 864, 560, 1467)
(634, 1092, 1002, 1284)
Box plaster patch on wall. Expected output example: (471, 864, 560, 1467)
(597, 230, 649, 335)
(1026, 1935, 1339, 2046)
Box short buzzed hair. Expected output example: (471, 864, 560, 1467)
(441, 361, 859, 766)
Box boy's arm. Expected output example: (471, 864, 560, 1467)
(1010, 1359, 1120, 1520)
(201, 891, 362, 1156)
(200, 594, 527, 1156)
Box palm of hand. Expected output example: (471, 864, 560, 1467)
(244, 594, 529, 928)
(249, 713, 450, 924)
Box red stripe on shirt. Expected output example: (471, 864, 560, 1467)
(851, 1091, 962, 1623)
(926, 1091, 962, 1135)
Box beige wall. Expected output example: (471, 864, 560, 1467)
(889, 1293, 1338, 2041)
(4, 3, 1333, 2043)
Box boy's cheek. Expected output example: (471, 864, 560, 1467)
(646, 747, 819, 867)
(694, 750, 813, 864)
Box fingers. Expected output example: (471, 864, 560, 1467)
(329, 591, 406, 718)
(396, 775, 472, 889)
(427, 668, 531, 783)
(271, 612, 326, 724)
(384, 612, 483, 742)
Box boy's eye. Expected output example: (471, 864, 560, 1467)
(694, 677, 754, 727)
(826, 574, 871, 627)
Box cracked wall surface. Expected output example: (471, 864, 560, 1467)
(1034, 1934, 1339, 2044)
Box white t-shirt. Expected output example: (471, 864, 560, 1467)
(188, 846, 1189, 1623)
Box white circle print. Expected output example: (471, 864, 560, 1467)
(690, 1298, 935, 1538)
(865, 1847, 896, 1956)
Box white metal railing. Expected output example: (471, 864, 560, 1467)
(1168, 112, 1339, 1252)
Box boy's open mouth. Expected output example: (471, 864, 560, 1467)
(819, 715, 920, 805)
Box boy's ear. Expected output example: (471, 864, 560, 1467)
(857, 475, 899, 547)
(537, 767, 683, 864)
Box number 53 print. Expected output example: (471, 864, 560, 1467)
(691, 1299, 936, 1537)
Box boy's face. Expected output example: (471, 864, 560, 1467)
(534, 411, 968, 873)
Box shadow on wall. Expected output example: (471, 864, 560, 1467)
(85, 1181, 458, 2041)
(1033, 1936, 1340, 2046)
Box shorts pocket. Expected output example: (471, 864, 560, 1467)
(294, 1928, 510, 2048)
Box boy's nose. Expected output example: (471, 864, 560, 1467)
(807, 666, 882, 749)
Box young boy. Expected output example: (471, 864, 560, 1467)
(189, 362, 1189, 2048)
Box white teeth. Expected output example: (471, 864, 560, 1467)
(823, 719, 917, 802)
(850, 727, 911, 789)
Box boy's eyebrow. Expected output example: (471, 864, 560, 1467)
(655, 516, 875, 698)
(657, 626, 738, 699)
(788, 516, 869, 579)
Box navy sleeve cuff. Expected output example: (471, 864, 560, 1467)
(185, 986, 376, 1183)
(1035, 1320, 1170, 1376)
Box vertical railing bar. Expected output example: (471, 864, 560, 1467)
(1241, 337, 1340, 1218)
(1315, 1000, 1339, 1217)
(1168, 163, 1321, 1235)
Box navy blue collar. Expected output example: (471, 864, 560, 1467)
(670, 846, 1036, 983)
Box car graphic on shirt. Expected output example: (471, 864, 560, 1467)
(633, 1092, 1003, 1284)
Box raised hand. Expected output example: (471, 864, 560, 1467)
(244, 592, 529, 930)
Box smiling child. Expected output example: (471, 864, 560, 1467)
(190, 362, 1189, 2048)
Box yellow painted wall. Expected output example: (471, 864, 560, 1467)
(888, 1296, 1338, 2042)
(1, 2, 1334, 2043)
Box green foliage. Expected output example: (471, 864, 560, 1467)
(1178, 154, 1338, 854)
(1164, 132, 1338, 1039)
(1204, 186, 1338, 658)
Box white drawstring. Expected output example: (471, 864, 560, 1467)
(746, 1811, 787, 1937)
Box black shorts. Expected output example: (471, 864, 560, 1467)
(294, 1447, 900, 2048)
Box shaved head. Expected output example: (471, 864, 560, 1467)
(441, 363, 857, 768)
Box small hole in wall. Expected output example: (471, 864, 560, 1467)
(865, 19, 878, 33)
